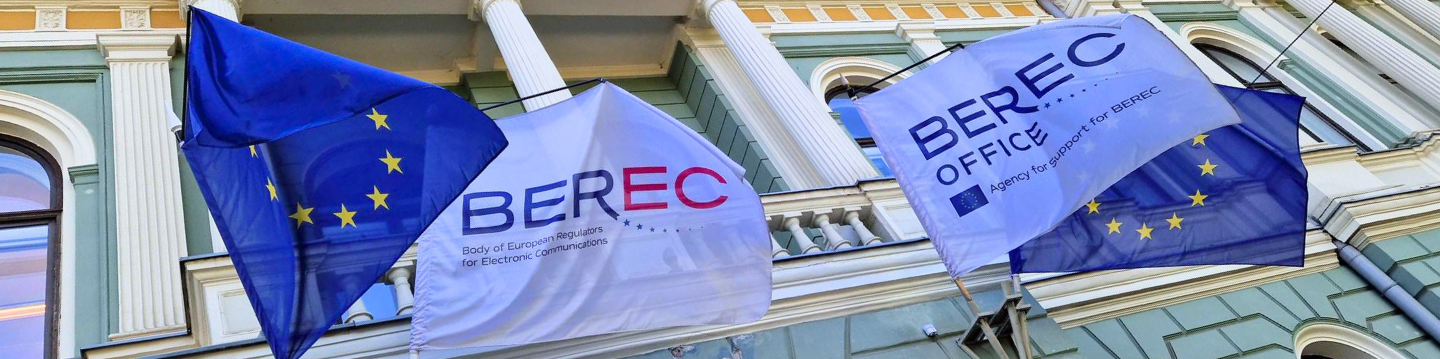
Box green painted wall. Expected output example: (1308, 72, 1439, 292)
(1361, 229, 1440, 327)
(0, 48, 119, 351)
(458, 45, 789, 193)
(770, 32, 916, 84)
(624, 289, 1082, 359)
(1072, 267, 1438, 358)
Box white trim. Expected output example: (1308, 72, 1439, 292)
(807, 56, 912, 103)
(1180, 22, 1389, 150)
(1029, 229, 1340, 328)
(0, 89, 99, 359)
(1294, 322, 1408, 359)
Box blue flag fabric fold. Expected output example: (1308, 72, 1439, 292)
(180, 9, 507, 359)
(1008, 86, 1307, 273)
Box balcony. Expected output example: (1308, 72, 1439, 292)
(83, 178, 999, 359)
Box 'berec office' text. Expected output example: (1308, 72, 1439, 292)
(906, 32, 1127, 187)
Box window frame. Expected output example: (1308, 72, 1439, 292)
(825, 85, 889, 176)
(0, 133, 62, 359)
(1193, 44, 1368, 151)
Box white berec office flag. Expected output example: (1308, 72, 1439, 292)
(409, 82, 772, 350)
(854, 14, 1241, 277)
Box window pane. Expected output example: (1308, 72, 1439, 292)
(863, 146, 893, 177)
(0, 145, 51, 213)
(0, 225, 49, 358)
(1257, 88, 1355, 146)
(827, 97, 871, 139)
(1199, 46, 1271, 83)
(358, 283, 397, 321)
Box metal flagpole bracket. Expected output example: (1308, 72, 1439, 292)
(954, 276, 1033, 358)
(954, 278, 1011, 359)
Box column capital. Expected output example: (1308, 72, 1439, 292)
(694, 0, 734, 18)
(96, 34, 176, 62)
(471, 0, 521, 21)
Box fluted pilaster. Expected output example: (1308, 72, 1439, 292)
(475, 0, 571, 111)
(699, 0, 879, 186)
(98, 34, 188, 339)
(1386, 0, 1440, 40)
(1287, 0, 1440, 107)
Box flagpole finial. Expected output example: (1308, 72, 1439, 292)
(839, 74, 859, 101)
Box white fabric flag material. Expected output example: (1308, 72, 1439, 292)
(409, 82, 772, 349)
(854, 14, 1241, 277)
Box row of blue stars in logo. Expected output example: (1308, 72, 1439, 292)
(619, 218, 702, 233)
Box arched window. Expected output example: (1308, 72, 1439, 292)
(1194, 44, 1366, 150)
(826, 85, 892, 177)
(0, 135, 60, 358)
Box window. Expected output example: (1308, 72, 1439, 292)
(0, 135, 60, 359)
(826, 85, 892, 177)
(1195, 44, 1366, 150)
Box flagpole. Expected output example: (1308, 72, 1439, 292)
(1008, 274, 1033, 358)
(480, 77, 605, 114)
(954, 278, 1010, 359)
(852, 42, 965, 95)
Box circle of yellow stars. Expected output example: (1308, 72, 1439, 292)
(267, 107, 398, 229)
(1088, 133, 1217, 241)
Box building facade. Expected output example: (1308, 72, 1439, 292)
(3, 0, 1440, 357)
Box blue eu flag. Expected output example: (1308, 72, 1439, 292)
(180, 9, 507, 359)
(1008, 86, 1307, 272)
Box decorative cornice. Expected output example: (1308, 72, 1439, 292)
(1030, 229, 1339, 328)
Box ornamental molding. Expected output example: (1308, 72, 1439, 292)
(1028, 229, 1339, 328)
(1294, 322, 1411, 358)
(35, 6, 66, 31)
(121, 6, 150, 29)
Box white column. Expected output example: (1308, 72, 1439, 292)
(813, 215, 852, 250)
(1348, 0, 1440, 62)
(895, 22, 950, 64)
(782, 217, 822, 254)
(844, 210, 884, 245)
(182, 0, 240, 20)
(1116, 0, 1244, 87)
(388, 266, 416, 315)
(1385, 0, 1440, 39)
(1235, 1, 1435, 135)
(473, 0, 571, 111)
(98, 34, 189, 339)
(699, 0, 879, 187)
(1287, 0, 1440, 107)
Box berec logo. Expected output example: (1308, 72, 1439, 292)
(462, 166, 730, 235)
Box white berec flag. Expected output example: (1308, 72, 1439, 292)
(409, 82, 772, 350)
(854, 14, 1241, 277)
